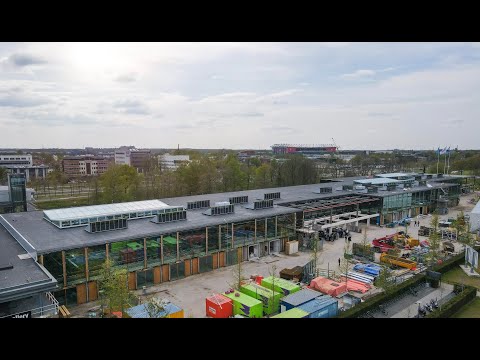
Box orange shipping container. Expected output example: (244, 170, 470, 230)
(206, 294, 233, 318)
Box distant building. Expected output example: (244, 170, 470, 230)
(0, 153, 49, 182)
(62, 156, 113, 177)
(271, 144, 337, 156)
(0, 153, 33, 167)
(130, 149, 151, 173)
(5, 165, 50, 182)
(159, 153, 190, 170)
(114, 146, 131, 166)
(115, 147, 151, 173)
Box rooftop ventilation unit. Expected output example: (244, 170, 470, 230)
(187, 200, 210, 210)
(342, 185, 353, 191)
(215, 201, 231, 206)
(152, 208, 187, 223)
(203, 204, 235, 216)
(245, 199, 274, 210)
(229, 195, 248, 205)
(86, 218, 128, 233)
(320, 187, 332, 194)
(367, 187, 378, 193)
(354, 185, 366, 190)
(264, 192, 280, 200)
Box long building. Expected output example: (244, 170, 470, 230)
(271, 144, 337, 156)
(62, 156, 113, 177)
(0, 172, 467, 313)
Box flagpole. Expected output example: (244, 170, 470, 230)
(436, 149, 440, 174)
(447, 147, 451, 175)
(443, 149, 447, 174)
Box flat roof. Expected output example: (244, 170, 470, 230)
(354, 178, 400, 185)
(376, 173, 416, 178)
(0, 173, 463, 254)
(0, 226, 57, 303)
(43, 199, 173, 223)
(1, 204, 300, 254)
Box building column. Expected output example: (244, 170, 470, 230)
(275, 216, 278, 237)
(205, 227, 208, 254)
(160, 236, 164, 264)
(254, 219, 257, 242)
(61, 251, 67, 288)
(39, 255, 44, 265)
(176, 232, 180, 261)
(231, 223, 234, 248)
(105, 244, 109, 262)
(84, 248, 89, 282)
(143, 238, 147, 269)
(367, 218, 370, 226)
(264, 218, 267, 240)
(218, 225, 221, 250)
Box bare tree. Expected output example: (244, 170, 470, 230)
(143, 296, 167, 318)
(427, 212, 442, 267)
(230, 252, 246, 290)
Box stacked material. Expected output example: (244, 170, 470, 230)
(340, 277, 371, 293)
(352, 263, 381, 277)
(309, 276, 347, 297)
(279, 266, 303, 281)
(342, 271, 375, 284)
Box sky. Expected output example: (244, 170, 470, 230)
(0, 42, 479, 150)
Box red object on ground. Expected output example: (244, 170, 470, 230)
(340, 277, 371, 294)
(256, 276, 263, 285)
(206, 294, 233, 318)
(309, 276, 348, 297)
(112, 311, 123, 318)
(437, 259, 443, 265)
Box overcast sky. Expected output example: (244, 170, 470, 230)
(0, 42, 479, 150)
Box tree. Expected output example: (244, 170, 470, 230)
(266, 264, 279, 317)
(338, 256, 353, 288)
(143, 296, 167, 318)
(100, 164, 140, 203)
(426, 212, 442, 267)
(231, 252, 246, 291)
(0, 167, 8, 185)
(375, 265, 396, 296)
(98, 259, 136, 316)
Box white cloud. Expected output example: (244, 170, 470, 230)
(341, 69, 376, 79)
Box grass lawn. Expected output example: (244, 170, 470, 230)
(451, 298, 480, 318)
(442, 266, 480, 290)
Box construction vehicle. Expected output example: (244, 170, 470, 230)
(380, 253, 417, 270)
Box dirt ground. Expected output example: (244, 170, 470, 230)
(67, 191, 479, 318)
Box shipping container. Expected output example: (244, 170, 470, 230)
(125, 302, 184, 318)
(240, 283, 282, 316)
(271, 308, 309, 318)
(297, 296, 338, 318)
(206, 294, 233, 318)
(280, 288, 323, 312)
(261, 276, 301, 296)
(222, 291, 263, 318)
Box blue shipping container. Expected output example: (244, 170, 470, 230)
(280, 288, 323, 312)
(297, 296, 338, 318)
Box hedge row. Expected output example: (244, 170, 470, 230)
(426, 285, 477, 318)
(337, 273, 426, 318)
(432, 245, 480, 274)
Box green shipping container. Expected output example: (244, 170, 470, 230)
(222, 292, 263, 318)
(261, 276, 301, 296)
(240, 284, 282, 316)
(271, 308, 309, 318)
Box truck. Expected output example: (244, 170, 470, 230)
(380, 253, 417, 270)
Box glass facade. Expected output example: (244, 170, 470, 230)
(383, 193, 412, 210)
(233, 220, 256, 247)
(219, 224, 231, 251)
(178, 228, 207, 259)
(207, 226, 219, 253)
(65, 248, 86, 285)
(87, 245, 106, 279)
(43, 252, 64, 284)
(266, 218, 276, 239)
(277, 214, 296, 238)
(146, 237, 161, 266)
(162, 233, 177, 264)
(256, 219, 266, 242)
